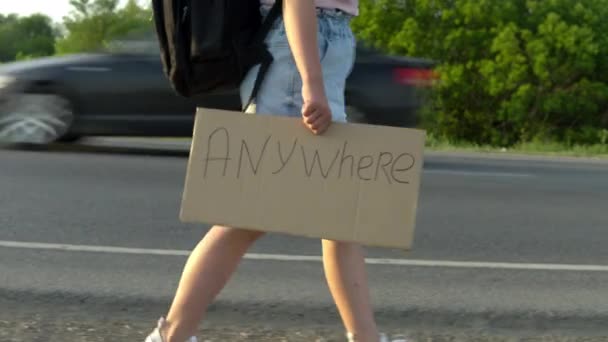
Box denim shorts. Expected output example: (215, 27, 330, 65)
(239, 8, 356, 123)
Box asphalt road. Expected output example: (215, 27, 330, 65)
(1, 139, 608, 340)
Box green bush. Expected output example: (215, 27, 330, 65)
(0, 14, 56, 62)
(55, 0, 152, 54)
(352, 0, 608, 146)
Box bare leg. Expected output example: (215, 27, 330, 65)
(162, 225, 264, 342)
(322, 240, 379, 342)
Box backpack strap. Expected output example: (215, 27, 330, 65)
(243, 0, 283, 112)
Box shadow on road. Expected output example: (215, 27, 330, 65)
(0, 142, 190, 158)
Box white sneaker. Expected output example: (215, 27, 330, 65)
(144, 317, 198, 342)
(381, 333, 409, 342)
(346, 332, 409, 342)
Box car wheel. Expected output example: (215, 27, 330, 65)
(0, 94, 74, 145)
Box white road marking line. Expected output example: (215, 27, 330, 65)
(424, 169, 534, 178)
(1, 240, 607, 272)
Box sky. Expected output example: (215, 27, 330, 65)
(0, 0, 130, 22)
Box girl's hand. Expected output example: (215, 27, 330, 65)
(301, 79, 332, 135)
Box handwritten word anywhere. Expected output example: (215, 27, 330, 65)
(202, 127, 415, 184)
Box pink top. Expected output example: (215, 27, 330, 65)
(260, 0, 359, 16)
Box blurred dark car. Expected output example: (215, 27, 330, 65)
(0, 39, 436, 144)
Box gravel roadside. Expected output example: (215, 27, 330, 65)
(2, 296, 607, 342)
(3, 317, 608, 342)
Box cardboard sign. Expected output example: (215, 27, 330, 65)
(180, 108, 426, 249)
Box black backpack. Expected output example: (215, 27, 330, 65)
(151, 0, 283, 110)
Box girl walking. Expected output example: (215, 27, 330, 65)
(145, 1, 405, 341)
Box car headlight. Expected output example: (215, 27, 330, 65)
(0, 75, 16, 89)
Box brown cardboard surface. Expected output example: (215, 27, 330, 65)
(180, 108, 426, 249)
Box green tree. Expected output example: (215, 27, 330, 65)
(0, 13, 56, 62)
(353, 0, 608, 146)
(55, 0, 152, 54)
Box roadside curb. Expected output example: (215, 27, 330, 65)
(425, 150, 608, 165)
